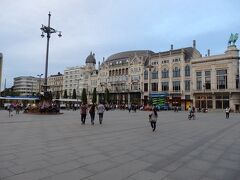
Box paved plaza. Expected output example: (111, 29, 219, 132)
(0, 110, 240, 180)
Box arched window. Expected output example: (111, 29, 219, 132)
(185, 65, 190, 77)
(173, 67, 180, 77)
(144, 70, 148, 80)
(152, 70, 158, 79)
(122, 69, 125, 75)
(162, 68, 169, 78)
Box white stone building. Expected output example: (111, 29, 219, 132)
(13, 76, 39, 96)
(63, 52, 97, 100)
(47, 72, 63, 98)
(192, 45, 240, 111)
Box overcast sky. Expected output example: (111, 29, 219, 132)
(1, 0, 240, 89)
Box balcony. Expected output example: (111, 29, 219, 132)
(192, 88, 239, 94)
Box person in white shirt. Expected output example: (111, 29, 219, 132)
(225, 107, 230, 119)
(149, 108, 158, 132)
(97, 103, 105, 124)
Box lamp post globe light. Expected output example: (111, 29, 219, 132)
(40, 12, 62, 94)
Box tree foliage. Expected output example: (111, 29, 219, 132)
(63, 89, 68, 99)
(92, 88, 97, 104)
(104, 88, 110, 104)
(56, 91, 60, 99)
(81, 88, 87, 104)
(72, 89, 77, 99)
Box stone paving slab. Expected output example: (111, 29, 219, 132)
(0, 109, 240, 180)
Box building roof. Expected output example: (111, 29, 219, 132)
(86, 52, 96, 64)
(106, 50, 154, 62)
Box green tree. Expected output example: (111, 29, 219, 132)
(1, 87, 20, 97)
(56, 91, 60, 99)
(104, 88, 110, 104)
(81, 88, 87, 104)
(63, 89, 68, 99)
(72, 89, 77, 99)
(92, 88, 97, 104)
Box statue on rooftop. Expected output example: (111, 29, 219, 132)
(228, 33, 238, 46)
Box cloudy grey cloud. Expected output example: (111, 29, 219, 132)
(0, 0, 240, 88)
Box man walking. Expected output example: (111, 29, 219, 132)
(80, 103, 88, 124)
(225, 107, 230, 119)
(97, 102, 105, 124)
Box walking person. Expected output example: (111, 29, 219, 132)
(225, 107, 230, 119)
(80, 103, 88, 124)
(149, 108, 158, 132)
(97, 102, 105, 124)
(89, 103, 96, 125)
(16, 103, 20, 114)
(8, 104, 14, 117)
(128, 104, 131, 113)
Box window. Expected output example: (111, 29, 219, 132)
(162, 82, 169, 91)
(185, 80, 190, 91)
(236, 75, 239, 89)
(162, 68, 169, 78)
(173, 81, 180, 92)
(185, 65, 190, 77)
(151, 83, 158, 91)
(144, 70, 148, 80)
(173, 67, 180, 77)
(205, 71, 211, 90)
(196, 72, 202, 90)
(216, 95, 229, 109)
(217, 69, 227, 89)
(152, 70, 158, 79)
(144, 83, 148, 92)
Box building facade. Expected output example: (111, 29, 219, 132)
(0, 53, 2, 91)
(63, 52, 97, 100)
(192, 45, 240, 111)
(97, 42, 240, 111)
(97, 50, 153, 105)
(47, 72, 63, 98)
(13, 76, 39, 96)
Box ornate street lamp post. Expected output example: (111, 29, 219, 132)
(37, 73, 43, 93)
(40, 12, 62, 94)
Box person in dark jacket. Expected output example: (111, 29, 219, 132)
(89, 104, 96, 125)
(80, 103, 88, 124)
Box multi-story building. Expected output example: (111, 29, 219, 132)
(47, 72, 63, 98)
(97, 41, 240, 111)
(192, 45, 240, 111)
(13, 76, 39, 96)
(63, 52, 97, 99)
(144, 44, 202, 110)
(0, 53, 2, 91)
(98, 50, 153, 105)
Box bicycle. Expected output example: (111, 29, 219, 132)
(188, 113, 195, 120)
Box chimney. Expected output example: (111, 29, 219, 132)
(193, 40, 196, 49)
(207, 49, 210, 56)
(103, 57, 105, 62)
(171, 44, 173, 50)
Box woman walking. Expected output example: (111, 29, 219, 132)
(89, 104, 96, 125)
(149, 108, 158, 132)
